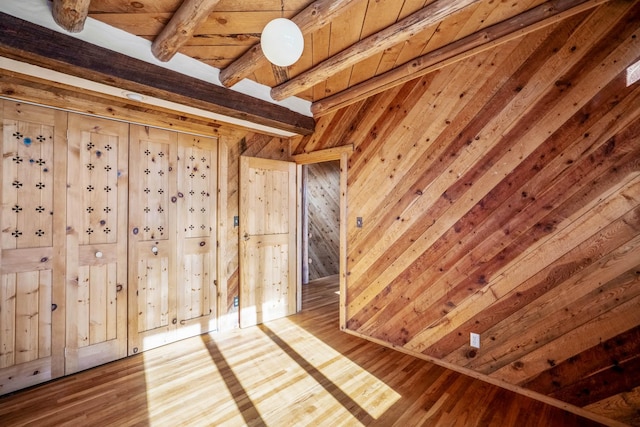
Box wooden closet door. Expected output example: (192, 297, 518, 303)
(65, 114, 129, 374)
(128, 125, 177, 354)
(0, 101, 66, 394)
(175, 133, 218, 340)
(128, 126, 218, 354)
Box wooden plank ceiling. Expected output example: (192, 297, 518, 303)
(45, 0, 610, 116)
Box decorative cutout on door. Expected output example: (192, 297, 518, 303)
(139, 141, 169, 241)
(79, 132, 119, 245)
(181, 147, 211, 238)
(3, 121, 54, 249)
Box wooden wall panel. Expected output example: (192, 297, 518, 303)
(291, 2, 640, 425)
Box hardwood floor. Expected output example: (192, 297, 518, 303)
(0, 275, 605, 426)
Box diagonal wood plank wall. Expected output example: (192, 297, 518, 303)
(291, 2, 640, 425)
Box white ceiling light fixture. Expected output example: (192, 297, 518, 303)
(261, 2, 304, 68)
(124, 91, 144, 101)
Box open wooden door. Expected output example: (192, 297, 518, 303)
(65, 114, 128, 374)
(239, 157, 298, 328)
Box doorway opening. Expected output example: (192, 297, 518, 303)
(302, 161, 341, 283)
(300, 160, 341, 312)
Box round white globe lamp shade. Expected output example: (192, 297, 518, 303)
(261, 18, 304, 67)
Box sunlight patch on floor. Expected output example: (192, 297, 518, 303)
(141, 338, 242, 426)
(138, 313, 400, 425)
(264, 317, 402, 420)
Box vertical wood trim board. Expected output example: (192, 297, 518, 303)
(216, 138, 230, 331)
(339, 152, 349, 331)
(296, 163, 303, 312)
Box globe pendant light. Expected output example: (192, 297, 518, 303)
(261, 17, 304, 67)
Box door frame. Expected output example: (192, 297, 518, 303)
(291, 145, 352, 329)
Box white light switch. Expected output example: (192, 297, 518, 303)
(470, 333, 480, 348)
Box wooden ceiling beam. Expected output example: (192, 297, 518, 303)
(270, 0, 481, 101)
(0, 13, 315, 135)
(52, 0, 91, 33)
(218, 0, 356, 88)
(152, 0, 222, 62)
(311, 0, 611, 116)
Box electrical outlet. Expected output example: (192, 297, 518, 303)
(470, 332, 480, 348)
(233, 296, 239, 307)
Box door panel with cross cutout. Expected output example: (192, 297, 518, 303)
(0, 101, 66, 394)
(65, 114, 129, 374)
(128, 126, 217, 354)
(175, 134, 217, 340)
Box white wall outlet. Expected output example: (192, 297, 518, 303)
(470, 332, 480, 348)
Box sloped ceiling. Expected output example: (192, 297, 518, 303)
(1, 0, 613, 134)
(82, 0, 614, 112)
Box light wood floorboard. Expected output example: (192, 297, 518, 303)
(0, 275, 604, 426)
